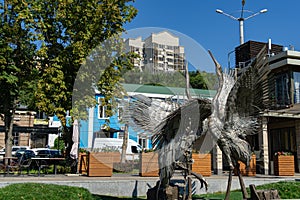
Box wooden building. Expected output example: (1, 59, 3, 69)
(0, 111, 59, 149)
(238, 42, 300, 175)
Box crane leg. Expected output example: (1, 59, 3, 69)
(236, 163, 249, 199)
(224, 166, 232, 200)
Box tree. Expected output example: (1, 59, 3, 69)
(123, 68, 187, 88)
(189, 71, 208, 89)
(0, 0, 40, 162)
(189, 70, 218, 90)
(32, 0, 137, 157)
(0, 0, 137, 161)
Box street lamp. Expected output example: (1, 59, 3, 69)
(216, 2, 267, 44)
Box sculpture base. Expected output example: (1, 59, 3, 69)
(147, 184, 179, 200)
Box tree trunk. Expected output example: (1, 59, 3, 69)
(4, 100, 16, 165)
(63, 125, 73, 159)
(121, 124, 128, 163)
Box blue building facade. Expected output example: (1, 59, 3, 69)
(79, 84, 216, 150)
(79, 93, 149, 150)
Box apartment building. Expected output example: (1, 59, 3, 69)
(124, 36, 144, 71)
(125, 31, 186, 72)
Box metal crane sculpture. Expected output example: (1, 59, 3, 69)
(127, 94, 211, 199)
(126, 50, 262, 199)
(207, 50, 261, 199)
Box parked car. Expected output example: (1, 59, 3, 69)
(0, 148, 5, 159)
(0, 146, 30, 158)
(36, 149, 63, 158)
(31, 148, 50, 156)
(50, 150, 63, 158)
(16, 150, 36, 160)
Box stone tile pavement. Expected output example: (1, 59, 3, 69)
(0, 173, 299, 197)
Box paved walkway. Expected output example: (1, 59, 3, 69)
(0, 173, 299, 197)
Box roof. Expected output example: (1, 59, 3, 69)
(262, 104, 300, 118)
(122, 83, 216, 99)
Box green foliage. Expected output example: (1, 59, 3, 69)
(195, 191, 242, 200)
(94, 195, 146, 200)
(189, 70, 218, 90)
(0, 183, 94, 200)
(33, 0, 137, 124)
(53, 137, 65, 152)
(0, 0, 37, 108)
(123, 68, 186, 88)
(274, 151, 293, 156)
(189, 71, 208, 89)
(122, 69, 217, 90)
(0, 0, 42, 157)
(90, 145, 120, 153)
(0, 0, 137, 158)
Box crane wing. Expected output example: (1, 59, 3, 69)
(125, 94, 180, 134)
(225, 49, 266, 137)
(152, 98, 211, 151)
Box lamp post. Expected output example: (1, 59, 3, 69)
(216, 1, 267, 44)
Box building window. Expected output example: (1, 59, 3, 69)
(294, 72, 300, 104)
(166, 45, 173, 50)
(118, 126, 126, 139)
(139, 137, 147, 149)
(13, 132, 19, 146)
(167, 58, 173, 63)
(166, 52, 173, 57)
(275, 73, 291, 107)
(98, 98, 107, 119)
(269, 127, 296, 161)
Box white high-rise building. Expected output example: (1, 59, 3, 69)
(124, 36, 144, 72)
(125, 31, 186, 72)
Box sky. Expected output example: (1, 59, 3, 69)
(124, 0, 300, 71)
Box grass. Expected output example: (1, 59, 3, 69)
(255, 181, 300, 199)
(0, 181, 299, 199)
(0, 183, 146, 200)
(0, 183, 94, 200)
(93, 195, 146, 200)
(195, 181, 300, 200)
(193, 191, 243, 200)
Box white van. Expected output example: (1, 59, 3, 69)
(93, 138, 142, 160)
